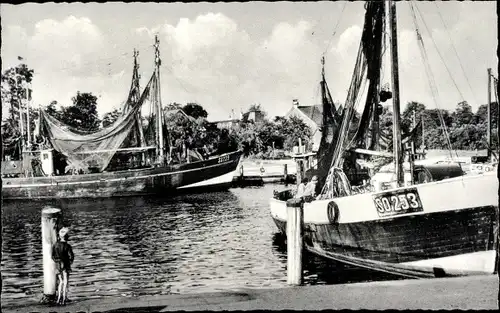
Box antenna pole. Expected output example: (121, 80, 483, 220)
(389, 0, 404, 187)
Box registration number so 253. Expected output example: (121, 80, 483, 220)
(373, 188, 423, 217)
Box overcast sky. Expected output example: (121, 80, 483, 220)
(1, 1, 497, 121)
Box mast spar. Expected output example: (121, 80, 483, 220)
(154, 35, 165, 163)
(132, 49, 146, 163)
(388, 0, 404, 186)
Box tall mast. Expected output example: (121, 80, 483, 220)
(389, 0, 404, 186)
(321, 55, 325, 78)
(132, 50, 146, 165)
(154, 35, 164, 162)
(320, 56, 326, 102)
(487, 68, 492, 160)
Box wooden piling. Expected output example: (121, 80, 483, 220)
(40, 207, 62, 303)
(286, 198, 304, 285)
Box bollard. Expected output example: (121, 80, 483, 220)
(286, 198, 304, 285)
(239, 164, 244, 178)
(40, 207, 62, 304)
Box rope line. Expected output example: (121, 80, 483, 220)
(433, 2, 479, 106)
(323, 2, 348, 56)
(414, 4, 467, 103)
(409, 3, 457, 160)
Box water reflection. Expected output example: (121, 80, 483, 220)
(1, 184, 400, 307)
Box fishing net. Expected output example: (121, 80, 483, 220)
(318, 2, 385, 198)
(306, 76, 344, 196)
(40, 75, 154, 173)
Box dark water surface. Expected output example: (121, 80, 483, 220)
(2, 184, 401, 306)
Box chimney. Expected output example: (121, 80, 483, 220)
(293, 99, 299, 107)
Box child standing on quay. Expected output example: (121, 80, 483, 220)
(52, 227, 74, 305)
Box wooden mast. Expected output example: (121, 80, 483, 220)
(487, 68, 492, 160)
(132, 50, 147, 164)
(154, 35, 164, 163)
(389, 0, 404, 186)
(320, 56, 326, 109)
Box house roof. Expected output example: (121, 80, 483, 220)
(294, 105, 323, 126)
(163, 109, 195, 122)
(212, 119, 239, 124)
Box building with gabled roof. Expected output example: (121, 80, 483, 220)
(284, 99, 323, 152)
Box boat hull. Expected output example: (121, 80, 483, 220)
(270, 173, 499, 277)
(2, 151, 242, 200)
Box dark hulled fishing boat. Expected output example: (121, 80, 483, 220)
(270, 1, 498, 278)
(2, 36, 242, 200)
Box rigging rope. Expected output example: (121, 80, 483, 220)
(323, 1, 347, 56)
(414, 4, 467, 103)
(433, 2, 479, 106)
(409, 3, 457, 160)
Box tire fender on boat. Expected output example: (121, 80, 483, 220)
(327, 201, 339, 224)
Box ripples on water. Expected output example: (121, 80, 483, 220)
(1, 184, 402, 307)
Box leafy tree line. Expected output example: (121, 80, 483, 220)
(395, 100, 498, 150)
(3, 63, 496, 160)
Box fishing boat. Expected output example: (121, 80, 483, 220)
(1, 36, 242, 200)
(270, 1, 498, 278)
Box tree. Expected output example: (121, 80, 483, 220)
(102, 109, 121, 127)
(59, 92, 101, 132)
(1, 63, 34, 139)
(164, 102, 182, 111)
(183, 102, 208, 119)
(248, 103, 262, 112)
(452, 101, 474, 127)
(275, 116, 312, 151)
(232, 122, 264, 156)
(474, 102, 498, 129)
(401, 101, 426, 133)
(45, 101, 62, 120)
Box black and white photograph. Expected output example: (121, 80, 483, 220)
(1, 1, 499, 311)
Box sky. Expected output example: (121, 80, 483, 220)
(1, 1, 497, 121)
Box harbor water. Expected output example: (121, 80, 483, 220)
(1, 184, 402, 307)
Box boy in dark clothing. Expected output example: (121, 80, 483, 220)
(52, 227, 74, 305)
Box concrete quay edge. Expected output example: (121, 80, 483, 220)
(2, 275, 498, 312)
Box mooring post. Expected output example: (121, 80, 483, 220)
(286, 198, 304, 285)
(40, 207, 62, 304)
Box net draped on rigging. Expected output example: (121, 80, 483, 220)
(40, 73, 155, 172)
(317, 2, 421, 199)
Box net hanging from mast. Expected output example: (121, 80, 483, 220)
(317, 2, 423, 199)
(40, 73, 155, 172)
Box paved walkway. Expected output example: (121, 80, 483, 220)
(2, 275, 498, 312)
